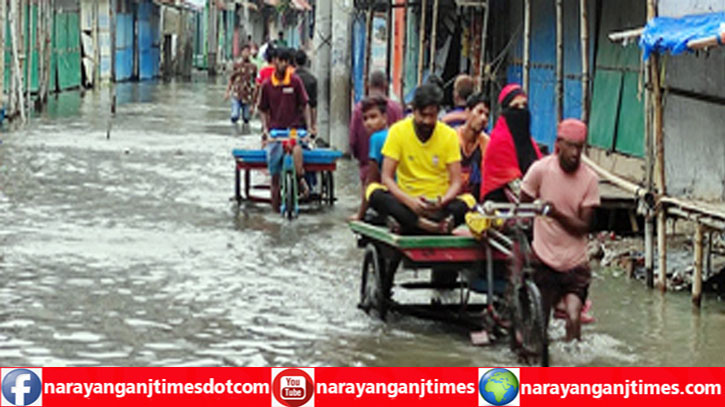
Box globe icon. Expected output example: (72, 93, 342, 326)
(479, 368, 519, 406)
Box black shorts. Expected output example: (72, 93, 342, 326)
(534, 262, 591, 304)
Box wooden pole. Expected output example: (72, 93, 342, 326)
(20, 0, 26, 113)
(35, 0, 42, 108)
(363, 6, 373, 95)
(24, 0, 30, 115)
(93, 0, 100, 88)
(654, 58, 666, 291)
(428, 0, 438, 75)
(555, 0, 563, 123)
(478, 1, 490, 92)
(645, 0, 665, 290)
(0, 0, 6, 111)
(643, 74, 654, 290)
(523, 0, 531, 92)
(399, 0, 407, 105)
(208, 0, 217, 76)
(417, 0, 426, 86)
(10, 0, 25, 122)
(9, 0, 15, 117)
(386, 1, 393, 83)
(580, 0, 590, 122)
(108, 0, 116, 140)
(692, 223, 704, 307)
(43, 0, 53, 101)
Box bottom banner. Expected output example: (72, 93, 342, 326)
(0, 367, 723, 407)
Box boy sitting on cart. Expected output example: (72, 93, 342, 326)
(367, 84, 476, 235)
(350, 95, 391, 221)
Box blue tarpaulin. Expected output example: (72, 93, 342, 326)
(640, 12, 725, 60)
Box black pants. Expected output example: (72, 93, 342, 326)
(368, 190, 469, 235)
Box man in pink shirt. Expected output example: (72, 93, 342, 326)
(521, 118, 600, 342)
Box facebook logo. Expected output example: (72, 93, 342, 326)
(1, 369, 42, 406)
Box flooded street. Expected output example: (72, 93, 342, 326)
(0, 77, 724, 367)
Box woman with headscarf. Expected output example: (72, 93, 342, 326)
(480, 84, 542, 202)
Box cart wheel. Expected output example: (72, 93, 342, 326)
(283, 171, 296, 220)
(509, 279, 549, 366)
(359, 244, 390, 320)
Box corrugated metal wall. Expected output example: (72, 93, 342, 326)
(193, 4, 208, 68)
(587, 0, 646, 157)
(54, 11, 82, 91)
(659, 0, 725, 16)
(506, 0, 595, 149)
(115, 8, 134, 81)
(137, 0, 160, 80)
(4, 5, 41, 92)
(663, 46, 725, 200)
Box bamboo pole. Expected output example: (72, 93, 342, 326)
(478, 1, 489, 92)
(652, 52, 666, 291)
(643, 9, 655, 289)
(581, 155, 651, 200)
(9, 1, 15, 117)
(417, 0, 426, 86)
(20, 0, 26, 112)
(399, 0, 407, 105)
(108, 0, 116, 140)
(35, 0, 42, 108)
(208, 0, 217, 76)
(428, 0, 438, 75)
(363, 5, 373, 95)
(523, 0, 531, 92)
(608, 27, 644, 43)
(555, 0, 563, 123)
(386, 1, 393, 83)
(645, 0, 667, 290)
(580, 0, 590, 122)
(692, 223, 704, 307)
(686, 29, 725, 49)
(10, 0, 25, 122)
(24, 0, 30, 115)
(93, 0, 100, 88)
(43, 0, 53, 101)
(0, 0, 5, 112)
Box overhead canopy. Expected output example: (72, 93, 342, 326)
(640, 11, 725, 60)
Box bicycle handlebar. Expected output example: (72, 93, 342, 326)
(477, 200, 551, 218)
(269, 129, 309, 139)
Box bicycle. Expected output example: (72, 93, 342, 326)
(269, 128, 308, 220)
(477, 201, 550, 367)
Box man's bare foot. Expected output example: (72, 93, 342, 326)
(298, 177, 310, 199)
(348, 213, 361, 222)
(417, 217, 440, 234)
(386, 217, 402, 234)
(438, 215, 455, 235)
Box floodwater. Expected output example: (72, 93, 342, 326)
(0, 77, 724, 367)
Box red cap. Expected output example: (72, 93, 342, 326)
(557, 119, 588, 143)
